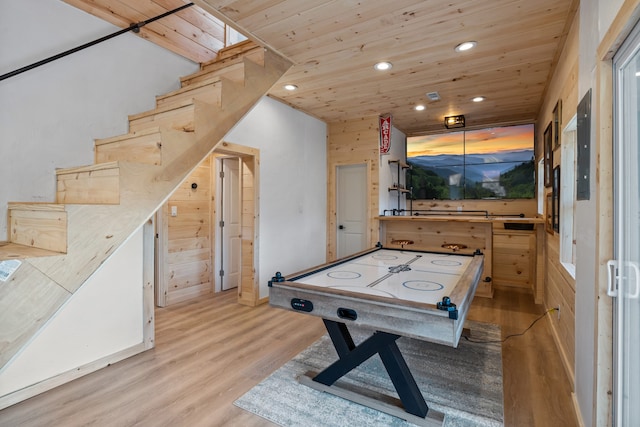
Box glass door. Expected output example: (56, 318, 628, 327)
(612, 21, 640, 427)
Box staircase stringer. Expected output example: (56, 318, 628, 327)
(0, 47, 292, 372)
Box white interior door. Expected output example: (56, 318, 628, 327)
(219, 157, 241, 291)
(336, 163, 367, 258)
(611, 24, 640, 427)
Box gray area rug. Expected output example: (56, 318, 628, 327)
(234, 320, 503, 427)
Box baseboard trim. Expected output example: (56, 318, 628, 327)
(545, 309, 575, 387)
(0, 342, 148, 411)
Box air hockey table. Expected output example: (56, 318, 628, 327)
(268, 245, 484, 426)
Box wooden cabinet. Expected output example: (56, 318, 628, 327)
(492, 229, 536, 290)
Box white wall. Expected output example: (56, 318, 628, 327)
(0, 226, 144, 403)
(379, 126, 407, 215)
(0, 0, 198, 238)
(225, 97, 327, 299)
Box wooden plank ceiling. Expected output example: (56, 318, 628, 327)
(65, 0, 577, 135)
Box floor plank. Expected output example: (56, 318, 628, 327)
(0, 288, 578, 426)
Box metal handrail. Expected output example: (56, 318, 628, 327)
(0, 3, 194, 82)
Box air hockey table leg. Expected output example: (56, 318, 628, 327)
(311, 319, 433, 420)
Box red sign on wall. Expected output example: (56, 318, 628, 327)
(379, 115, 392, 154)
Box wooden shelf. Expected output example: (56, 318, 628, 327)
(388, 159, 410, 169)
(388, 186, 411, 193)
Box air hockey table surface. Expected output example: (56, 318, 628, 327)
(269, 246, 484, 348)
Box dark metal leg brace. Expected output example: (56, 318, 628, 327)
(313, 319, 429, 418)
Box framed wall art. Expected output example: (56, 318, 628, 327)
(544, 122, 553, 187)
(553, 100, 562, 150)
(552, 166, 560, 233)
(546, 193, 553, 234)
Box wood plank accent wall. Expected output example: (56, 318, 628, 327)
(537, 12, 579, 384)
(327, 117, 380, 261)
(492, 229, 536, 290)
(160, 158, 213, 306)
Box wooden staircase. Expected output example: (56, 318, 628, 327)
(0, 41, 291, 370)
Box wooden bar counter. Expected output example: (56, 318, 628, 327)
(378, 215, 545, 301)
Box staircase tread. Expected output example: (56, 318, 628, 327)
(128, 99, 196, 121)
(180, 61, 246, 86)
(183, 47, 263, 85)
(158, 75, 225, 101)
(202, 40, 259, 67)
(95, 127, 161, 145)
(0, 241, 65, 261)
(8, 202, 66, 211)
(56, 161, 120, 175)
(217, 40, 256, 55)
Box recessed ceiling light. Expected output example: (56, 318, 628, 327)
(284, 84, 298, 91)
(455, 41, 477, 52)
(374, 61, 393, 71)
(472, 96, 485, 102)
(415, 105, 426, 111)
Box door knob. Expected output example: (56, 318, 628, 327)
(338, 225, 345, 230)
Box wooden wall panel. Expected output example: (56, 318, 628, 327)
(536, 12, 579, 385)
(545, 234, 576, 384)
(493, 230, 536, 289)
(164, 158, 213, 305)
(411, 199, 538, 217)
(327, 116, 380, 261)
(382, 220, 491, 254)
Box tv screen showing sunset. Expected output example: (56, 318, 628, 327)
(406, 124, 535, 200)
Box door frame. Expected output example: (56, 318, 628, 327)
(610, 17, 640, 426)
(592, 2, 639, 425)
(155, 141, 260, 307)
(212, 141, 261, 306)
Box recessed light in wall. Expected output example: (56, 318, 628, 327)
(374, 61, 393, 71)
(283, 84, 298, 91)
(414, 105, 426, 111)
(472, 96, 485, 102)
(454, 41, 477, 52)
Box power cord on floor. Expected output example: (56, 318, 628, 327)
(463, 307, 558, 344)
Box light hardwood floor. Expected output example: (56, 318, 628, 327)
(0, 288, 578, 427)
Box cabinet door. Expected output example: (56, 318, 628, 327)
(492, 231, 535, 289)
